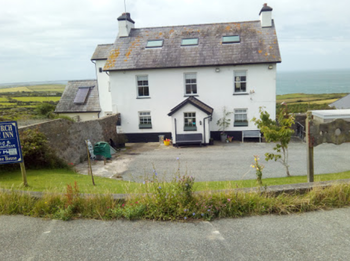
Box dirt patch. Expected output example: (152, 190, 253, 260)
(74, 142, 169, 179)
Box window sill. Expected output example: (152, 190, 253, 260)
(233, 93, 249, 96)
(234, 123, 248, 127)
(184, 127, 197, 131)
(137, 97, 151, 99)
(139, 125, 152, 129)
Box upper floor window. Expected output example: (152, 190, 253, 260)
(184, 112, 197, 131)
(234, 71, 247, 93)
(139, 111, 152, 129)
(185, 73, 197, 95)
(137, 76, 149, 97)
(181, 38, 198, 46)
(146, 40, 164, 48)
(222, 35, 240, 44)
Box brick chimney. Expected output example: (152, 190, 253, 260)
(117, 12, 135, 37)
(259, 3, 273, 27)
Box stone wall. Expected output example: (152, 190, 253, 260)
(19, 115, 118, 165)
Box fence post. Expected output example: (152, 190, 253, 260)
(306, 111, 314, 182)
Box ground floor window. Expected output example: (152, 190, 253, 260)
(184, 112, 197, 131)
(139, 111, 152, 129)
(234, 109, 248, 127)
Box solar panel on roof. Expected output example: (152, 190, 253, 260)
(74, 87, 91, 104)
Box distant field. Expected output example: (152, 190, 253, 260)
(14, 97, 61, 102)
(28, 84, 65, 92)
(0, 87, 33, 93)
(276, 93, 347, 104)
(0, 84, 65, 93)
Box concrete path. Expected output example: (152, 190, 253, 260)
(1, 208, 350, 260)
(75, 141, 350, 182)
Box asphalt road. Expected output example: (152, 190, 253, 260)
(121, 141, 350, 182)
(1, 208, 350, 260)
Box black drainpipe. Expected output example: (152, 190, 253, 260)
(174, 118, 177, 137)
(203, 115, 212, 145)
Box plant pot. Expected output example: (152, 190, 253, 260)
(220, 133, 228, 143)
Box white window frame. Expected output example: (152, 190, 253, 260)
(137, 75, 150, 98)
(234, 109, 248, 127)
(184, 112, 197, 131)
(234, 71, 247, 93)
(184, 73, 197, 95)
(139, 111, 152, 129)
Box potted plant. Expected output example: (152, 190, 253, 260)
(216, 107, 232, 142)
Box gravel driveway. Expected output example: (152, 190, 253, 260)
(75, 140, 350, 183)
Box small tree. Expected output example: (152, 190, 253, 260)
(252, 105, 295, 177)
(216, 106, 232, 134)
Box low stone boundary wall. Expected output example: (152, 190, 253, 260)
(19, 115, 118, 165)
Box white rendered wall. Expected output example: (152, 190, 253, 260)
(95, 60, 112, 117)
(108, 64, 276, 135)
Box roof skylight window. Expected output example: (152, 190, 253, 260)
(222, 35, 240, 44)
(181, 38, 199, 46)
(74, 87, 91, 104)
(146, 40, 164, 48)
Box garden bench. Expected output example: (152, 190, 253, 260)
(175, 134, 203, 147)
(242, 130, 261, 143)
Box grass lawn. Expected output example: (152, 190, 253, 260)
(1, 168, 350, 194)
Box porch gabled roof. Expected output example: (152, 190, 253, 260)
(168, 96, 213, 116)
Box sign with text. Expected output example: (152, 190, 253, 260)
(0, 121, 23, 164)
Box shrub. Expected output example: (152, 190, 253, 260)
(0, 128, 66, 172)
(35, 103, 56, 118)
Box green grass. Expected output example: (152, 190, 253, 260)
(1, 168, 350, 194)
(0, 169, 139, 194)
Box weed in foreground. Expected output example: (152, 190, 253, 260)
(1, 176, 350, 221)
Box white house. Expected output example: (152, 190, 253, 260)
(89, 3, 281, 144)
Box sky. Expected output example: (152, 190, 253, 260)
(1, 0, 350, 84)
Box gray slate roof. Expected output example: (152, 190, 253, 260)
(91, 44, 114, 60)
(55, 80, 101, 113)
(104, 20, 281, 71)
(168, 96, 213, 116)
(330, 94, 350, 109)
